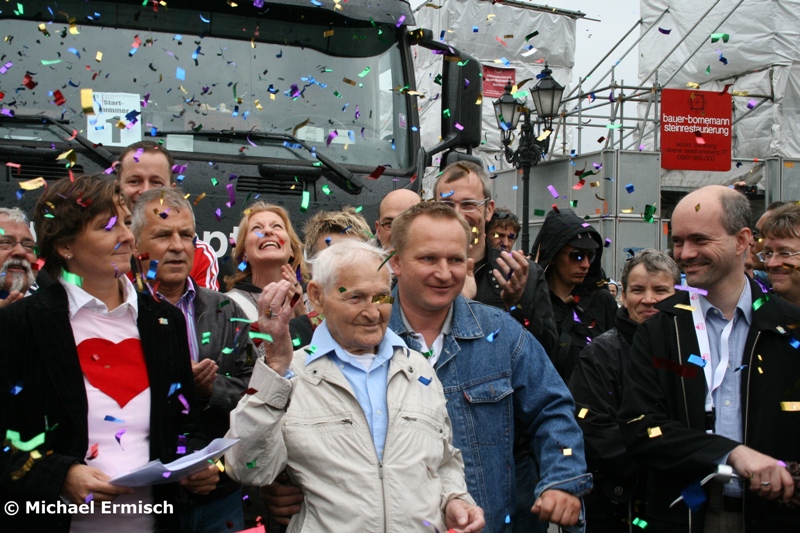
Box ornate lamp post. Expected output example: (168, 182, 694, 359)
(493, 63, 564, 253)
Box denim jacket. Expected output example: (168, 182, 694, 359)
(389, 292, 592, 533)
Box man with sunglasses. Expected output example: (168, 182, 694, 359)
(487, 207, 522, 252)
(530, 208, 617, 381)
(433, 161, 558, 358)
(759, 202, 800, 306)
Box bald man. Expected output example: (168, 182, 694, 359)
(618, 185, 800, 532)
(375, 189, 420, 249)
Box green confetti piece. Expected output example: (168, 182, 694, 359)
(232, 82, 238, 100)
(249, 332, 274, 342)
(443, 108, 451, 117)
(15, 3, 23, 15)
(377, 250, 396, 271)
(339, 287, 347, 293)
(0, 228, 3, 234)
(246, 459, 257, 468)
(632, 517, 648, 529)
(569, 200, 577, 208)
(229, 317, 253, 323)
(358, 67, 371, 77)
(211, 178, 219, 186)
(534, 209, 546, 216)
(322, 184, 332, 195)
(525, 31, 539, 41)
(41, 59, 61, 65)
(333, 91, 342, 98)
(706, 65, 711, 74)
(312, 161, 322, 167)
(201, 332, 211, 345)
(710, 33, 730, 43)
(292, 337, 302, 347)
(61, 269, 83, 287)
(304, 345, 318, 355)
(422, 349, 435, 359)
(753, 296, 768, 311)
(221, 347, 234, 354)
(44, 213, 54, 218)
(5, 430, 45, 452)
(511, 90, 529, 99)
(457, 60, 470, 67)
(607, 122, 621, 130)
(218, 299, 231, 309)
(354, 206, 363, 213)
(434, 74, 443, 86)
(300, 190, 310, 213)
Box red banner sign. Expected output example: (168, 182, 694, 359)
(660, 88, 732, 171)
(482, 65, 515, 98)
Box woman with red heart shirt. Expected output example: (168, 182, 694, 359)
(0, 174, 215, 533)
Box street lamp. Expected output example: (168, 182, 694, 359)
(492, 63, 564, 254)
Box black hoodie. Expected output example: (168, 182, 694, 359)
(530, 208, 617, 380)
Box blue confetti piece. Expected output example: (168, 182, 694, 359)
(238, 260, 248, 272)
(625, 183, 635, 193)
(15, 189, 23, 201)
(103, 415, 125, 423)
(488, 165, 496, 172)
(176, 174, 185, 184)
(486, 328, 500, 342)
(325, 237, 332, 246)
(790, 338, 800, 349)
(505, 515, 512, 524)
(67, 47, 80, 58)
(472, 26, 479, 32)
(168, 382, 181, 396)
(199, 14, 211, 23)
(680, 481, 706, 512)
(176, 67, 186, 80)
(418, 376, 432, 386)
(146, 260, 159, 280)
(734, 364, 748, 372)
(687, 354, 706, 367)
(9, 383, 22, 395)
(440, 190, 455, 198)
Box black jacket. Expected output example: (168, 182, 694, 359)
(618, 280, 800, 532)
(474, 245, 558, 357)
(530, 208, 617, 380)
(0, 281, 206, 532)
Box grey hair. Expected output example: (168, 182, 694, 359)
(435, 160, 492, 200)
(311, 239, 389, 293)
(0, 207, 29, 225)
(720, 189, 752, 235)
(130, 187, 195, 239)
(621, 249, 681, 293)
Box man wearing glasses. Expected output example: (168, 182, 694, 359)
(433, 161, 558, 358)
(759, 202, 800, 306)
(374, 189, 421, 251)
(0, 207, 37, 308)
(530, 208, 617, 382)
(487, 207, 522, 252)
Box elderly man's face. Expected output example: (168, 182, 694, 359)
(309, 258, 392, 355)
(0, 216, 37, 293)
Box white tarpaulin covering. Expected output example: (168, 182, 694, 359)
(412, 0, 577, 186)
(639, 0, 800, 188)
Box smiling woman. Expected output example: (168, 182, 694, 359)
(0, 174, 213, 533)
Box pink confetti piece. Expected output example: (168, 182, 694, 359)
(215, 208, 222, 222)
(115, 429, 126, 447)
(326, 130, 338, 146)
(226, 183, 236, 208)
(104, 216, 117, 231)
(395, 15, 406, 28)
(747, 99, 756, 110)
(547, 185, 559, 198)
(178, 393, 190, 414)
(454, 122, 464, 131)
(674, 285, 709, 296)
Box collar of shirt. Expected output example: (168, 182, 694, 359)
(307, 320, 406, 371)
(61, 275, 138, 321)
(698, 277, 753, 326)
(158, 276, 196, 308)
(399, 303, 454, 337)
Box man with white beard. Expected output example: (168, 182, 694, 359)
(0, 207, 37, 308)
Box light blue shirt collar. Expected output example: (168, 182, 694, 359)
(306, 320, 407, 370)
(698, 276, 752, 326)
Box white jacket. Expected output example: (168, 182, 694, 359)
(225, 345, 474, 532)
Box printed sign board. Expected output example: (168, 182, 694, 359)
(482, 65, 516, 98)
(661, 88, 732, 171)
(86, 92, 142, 147)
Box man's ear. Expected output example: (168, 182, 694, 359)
(485, 200, 495, 224)
(307, 281, 324, 313)
(389, 253, 401, 278)
(736, 227, 753, 256)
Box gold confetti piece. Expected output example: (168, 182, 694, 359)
(758, 367, 763, 374)
(686, 82, 700, 89)
(69, 22, 79, 35)
(56, 149, 74, 161)
(179, 85, 188, 95)
(372, 295, 395, 304)
(590, 181, 600, 187)
(193, 192, 207, 206)
(504, 34, 514, 39)
(250, 38, 255, 48)
(486, 14, 495, 20)
(81, 88, 94, 115)
(270, 93, 276, 100)
(562, 448, 572, 456)
(621, 208, 634, 214)
(647, 426, 662, 438)
(731, 90, 749, 96)
(627, 414, 645, 424)
(476, 93, 483, 105)
(578, 408, 588, 419)
(757, 354, 763, 361)
(343, 77, 356, 86)
(95, 51, 103, 62)
(215, 459, 225, 472)
(19, 177, 45, 190)
(780, 401, 800, 411)
(254, 99, 263, 111)
(785, 162, 795, 168)
(292, 118, 310, 137)
(674, 304, 697, 311)
(536, 130, 552, 142)
(695, 203, 701, 212)
(323, 29, 334, 38)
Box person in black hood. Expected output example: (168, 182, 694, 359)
(530, 207, 617, 381)
(569, 249, 681, 532)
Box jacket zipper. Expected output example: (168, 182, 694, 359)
(742, 331, 760, 526)
(674, 316, 692, 531)
(379, 461, 387, 533)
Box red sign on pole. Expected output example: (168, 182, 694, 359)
(660, 88, 732, 171)
(482, 65, 515, 98)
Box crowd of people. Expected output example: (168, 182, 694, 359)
(1, 141, 799, 533)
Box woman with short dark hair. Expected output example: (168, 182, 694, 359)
(0, 174, 216, 533)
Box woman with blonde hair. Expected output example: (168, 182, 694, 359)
(224, 201, 308, 321)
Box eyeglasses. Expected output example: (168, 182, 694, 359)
(378, 220, 393, 230)
(561, 249, 596, 263)
(439, 198, 490, 213)
(0, 237, 36, 254)
(756, 250, 800, 262)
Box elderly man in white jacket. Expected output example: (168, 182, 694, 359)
(225, 239, 484, 532)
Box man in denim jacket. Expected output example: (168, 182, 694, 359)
(388, 202, 592, 532)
